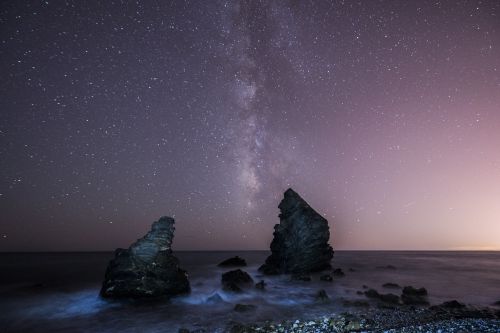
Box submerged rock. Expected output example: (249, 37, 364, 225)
(100, 216, 190, 298)
(259, 188, 334, 275)
(364, 289, 400, 304)
(382, 282, 401, 289)
(332, 268, 345, 277)
(217, 256, 247, 267)
(221, 269, 254, 292)
(255, 280, 266, 290)
(320, 274, 333, 282)
(315, 289, 330, 303)
(401, 286, 429, 305)
(291, 273, 311, 281)
(440, 300, 466, 309)
(206, 293, 225, 304)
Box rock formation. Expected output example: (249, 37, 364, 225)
(100, 216, 190, 298)
(221, 269, 254, 292)
(259, 188, 334, 275)
(217, 256, 247, 267)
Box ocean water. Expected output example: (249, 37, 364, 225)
(0, 251, 499, 332)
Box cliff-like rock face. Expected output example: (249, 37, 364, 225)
(100, 216, 190, 298)
(259, 188, 334, 275)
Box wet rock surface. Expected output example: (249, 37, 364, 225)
(364, 289, 400, 304)
(221, 269, 254, 292)
(319, 274, 333, 282)
(259, 188, 333, 275)
(100, 216, 189, 298)
(382, 282, 401, 289)
(401, 286, 429, 305)
(255, 280, 266, 290)
(218, 256, 247, 267)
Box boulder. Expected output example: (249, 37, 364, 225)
(382, 283, 401, 289)
(440, 300, 466, 309)
(364, 288, 400, 304)
(217, 256, 247, 267)
(206, 293, 225, 304)
(332, 268, 345, 277)
(259, 188, 333, 275)
(320, 274, 333, 282)
(100, 216, 189, 298)
(221, 269, 254, 292)
(291, 273, 311, 281)
(255, 280, 266, 290)
(315, 289, 330, 303)
(401, 286, 429, 305)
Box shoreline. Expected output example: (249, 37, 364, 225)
(227, 304, 500, 333)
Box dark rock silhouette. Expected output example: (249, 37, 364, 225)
(259, 188, 334, 275)
(440, 300, 466, 309)
(291, 273, 311, 281)
(255, 280, 266, 290)
(332, 268, 345, 277)
(100, 216, 190, 298)
(401, 286, 429, 305)
(217, 256, 247, 267)
(315, 289, 330, 303)
(364, 288, 400, 304)
(382, 282, 401, 289)
(320, 274, 333, 282)
(221, 269, 253, 292)
(206, 293, 225, 304)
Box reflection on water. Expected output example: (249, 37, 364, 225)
(1, 251, 500, 332)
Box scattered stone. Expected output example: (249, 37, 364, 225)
(255, 280, 266, 290)
(315, 289, 330, 303)
(221, 269, 254, 293)
(206, 293, 225, 304)
(259, 189, 334, 275)
(401, 286, 429, 305)
(382, 282, 401, 289)
(100, 216, 190, 298)
(234, 304, 257, 312)
(440, 300, 466, 309)
(364, 288, 400, 304)
(319, 274, 333, 282)
(291, 273, 311, 281)
(218, 256, 247, 267)
(343, 299, 370, 307)
(332, 268, 345, 277)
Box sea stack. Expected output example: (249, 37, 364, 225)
(259, 188, 334, 275)
(100, 216, 190, 298)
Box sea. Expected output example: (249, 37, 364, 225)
(1, 251, 499, 332)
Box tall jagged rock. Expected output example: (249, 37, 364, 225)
(100, 216, 190, 298)
(259, 188, 334, 275)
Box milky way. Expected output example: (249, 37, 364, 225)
(1, 1, 500, 251)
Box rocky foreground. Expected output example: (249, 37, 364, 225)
(226, 305, 500, 333)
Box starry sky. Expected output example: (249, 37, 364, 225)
(1, 1, 500, 251)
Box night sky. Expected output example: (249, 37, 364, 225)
(1, 1, 499, 251)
